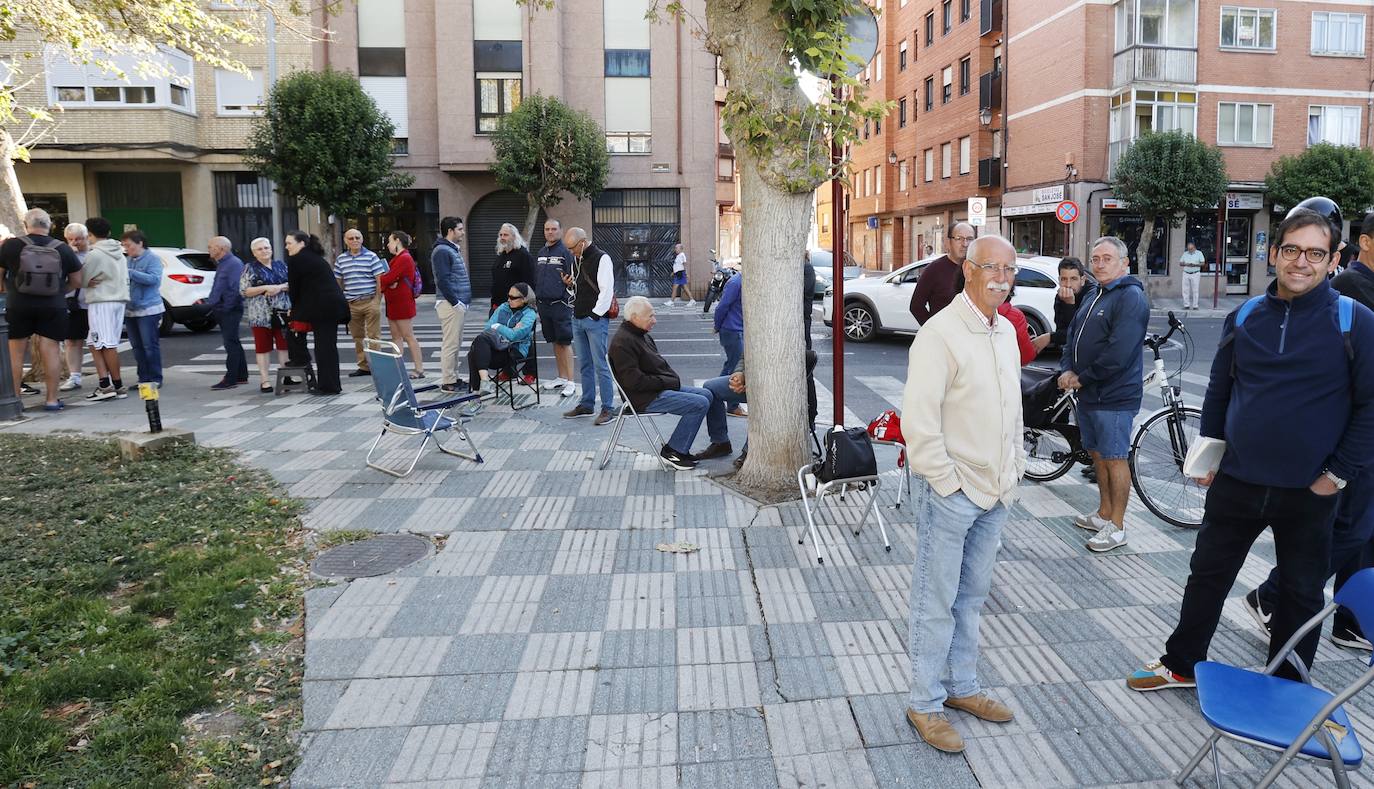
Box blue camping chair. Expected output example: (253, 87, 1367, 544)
(1176, 567, 1374, 788)
(363, 340, 483, 477)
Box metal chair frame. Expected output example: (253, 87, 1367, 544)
(363, 339, 484, 478)
(871, 438, 912, 509)
(596, 364, 675, 471)
(491, 323, 540, 412)
(795, 464, 891, 565)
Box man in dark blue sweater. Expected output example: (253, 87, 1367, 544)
(207, 236, 247, 390)
(1128, 209, 1374, 691)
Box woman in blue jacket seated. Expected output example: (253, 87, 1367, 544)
(466, 281, 536, 398)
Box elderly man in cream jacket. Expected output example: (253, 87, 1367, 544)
(900, 234, 1027, 754)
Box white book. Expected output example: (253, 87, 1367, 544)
(1183, 437, 1227, 479)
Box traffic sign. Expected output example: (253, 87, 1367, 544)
(1055, 200, 1079, 224)
(967, 197, 987, 227)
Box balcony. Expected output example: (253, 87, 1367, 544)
(979, 0, 1003, 36)
(1107, 139, 1133, 179)
(1112, 46, 1196, 87)
(978, 157, 1001, 189)
(979, 70, 1002, 111)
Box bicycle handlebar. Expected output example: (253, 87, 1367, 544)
(1144, 310, 1186, 352)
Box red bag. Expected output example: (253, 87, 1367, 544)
(867, 410, 906, 467)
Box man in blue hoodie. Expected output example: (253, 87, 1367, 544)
(1059, 236, 1150, 553)
(1128, 209, 1374, 692)
(431, 216, 472, 394)
(207, 236, 247, 390)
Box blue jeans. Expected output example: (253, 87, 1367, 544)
(646, 386, 728, 455)
(908, 478, 1007, 713)
(718, 329, 744, 377)
(217, 308, 247, 382)
(703, 375, 746, 409)
(125, 313, 163, 386)
(573, 316, 614, 411)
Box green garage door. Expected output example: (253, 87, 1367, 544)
(98, 172, 185, 248)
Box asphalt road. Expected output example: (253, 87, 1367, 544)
(155, 297, 1227, 423)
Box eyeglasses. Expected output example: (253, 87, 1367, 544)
(949, 235, 977, 243)
(1089, 256, 1118, 265)
(507, 293, 525, 301)
(970, 262, 1018, 277)
(1277, 245, 1331, 265)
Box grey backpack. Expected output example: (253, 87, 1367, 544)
(15, 237, 63, 296)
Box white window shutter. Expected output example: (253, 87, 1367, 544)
(360, 76, 409, 137)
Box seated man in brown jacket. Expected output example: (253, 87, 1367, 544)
(608, 296, 731, 470)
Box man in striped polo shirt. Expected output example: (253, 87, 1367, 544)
(334, 227, 387, 376)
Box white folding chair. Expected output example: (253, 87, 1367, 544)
(871, 438, 913, 509)
(795, 463, 891, 565)
(596, 363, 675, 471)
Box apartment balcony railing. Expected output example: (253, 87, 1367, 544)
(979, 70, 1002, 111)
(978, 157, 1001, 189)
(979, 0, 1003, 36)
(1112, 46, 1196, 87)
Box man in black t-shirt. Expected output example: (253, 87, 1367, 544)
(0, 209, 83, 410)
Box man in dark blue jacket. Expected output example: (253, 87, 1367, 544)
(432, 217, 472, 393)
(207, 236, 247, 390)
(1059, 236, 1150, 553)
(1128, 209, 1374, 692)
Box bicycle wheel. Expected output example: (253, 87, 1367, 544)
(1024, 427, 1075, 482)
(1129, 405, 1206, 529)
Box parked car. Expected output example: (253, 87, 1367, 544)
(151, 247, 218, 335)
(822, 254, 1063, 343)
(807, 248, 863, 297)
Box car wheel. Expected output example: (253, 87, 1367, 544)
(842, 301, 877, 343)
(158, 305, 175, 337)
(1025, 313, 1049, 338)
(185, 318, 217, 333)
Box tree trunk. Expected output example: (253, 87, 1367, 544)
(707, 0, 822, 496)
(1133, 215, 1156, 277)
(0, 130, 28, 234)
(521, 201, 540, 247)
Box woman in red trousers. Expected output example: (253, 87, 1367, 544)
(380, 231, 425, 378)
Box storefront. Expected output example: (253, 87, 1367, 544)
(1003, 186, 1070, 258)
(1185, 192, 1265, 295)
(1100, 199, 1169, 276)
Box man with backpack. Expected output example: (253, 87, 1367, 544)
(0, 208, 82, 411)
(1127, 206, 1374, 693)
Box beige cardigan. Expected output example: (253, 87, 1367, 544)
(901, 294, 1026, 510)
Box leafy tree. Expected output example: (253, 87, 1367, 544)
(522, 0, 884, 496)
(245, 68, 414, 249)
(1111, 130, 1228, 273)
(0, 0, 318, 231)
(1266, 143, 1374, 223)
(491, 93, 610, 241)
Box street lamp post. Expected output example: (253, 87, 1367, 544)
(830, 83, 847, 427)
(0, 296, 21, 420)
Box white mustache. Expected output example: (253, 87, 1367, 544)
(987, 282, 1010, 293)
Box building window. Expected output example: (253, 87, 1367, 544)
(1113, 89, 1198, 146)
(1117, 0, 1198, 49)
(899, 160, 909, 191)
(864, 168, 872, 196)
(899, 40, 908, 71)
(1217, 102, 1273, 146)
(863, 120, 870, 139)
(941, 142, 952, 178)
(45, 46, 194, 111)
(876, 166, 882, 195)
(958, 136, 970, 174)
(874, 116, 881, 134)
(477, 73, 521, 133)
(605, 77, 651, 153)
(923, 148, 934, 182)
(358, 0, 406, 146)
(941, 66, 952, 103)
(961, 0, 971, 22)
(942, 0, 953, 34)
(899, 97, 908, 127)
(1312, 12, 1365, 56)
(605, 49, 651, 76)
(925, 12, 934, 44)
(1309, 105, 1362, 146)
(1220, 7, 1276, 50)
(875, 52, 883, 81)
(959, 56, 971, 95)
(717, 156, 734, 181)
(214, 68, 264, 115)
(924, 77, 934, 110)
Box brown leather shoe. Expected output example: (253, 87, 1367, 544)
(593, 409, 614, 427)
(944, 692, 1014, 723)
(905, 709, 965, 753)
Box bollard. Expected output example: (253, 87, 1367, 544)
(140, 383, 162, 433)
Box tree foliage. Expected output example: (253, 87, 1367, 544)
(1112, 130, 1228, 223)
(490, 93, 609, 238)
(1265, 143, 1374, 219)
(245, 68, 414, 222)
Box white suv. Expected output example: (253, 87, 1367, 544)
(150, 247, 218, 335)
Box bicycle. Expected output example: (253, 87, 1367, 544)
(1022, 311, 1206, 529)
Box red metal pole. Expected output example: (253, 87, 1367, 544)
(831, 83, 846, 427)
(1213, 197, 1227, 309)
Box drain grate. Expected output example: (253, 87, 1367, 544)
(311, 533, 431, 578)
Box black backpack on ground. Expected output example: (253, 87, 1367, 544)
(15, 237, 63, 296)
(815, 426, 878, 483)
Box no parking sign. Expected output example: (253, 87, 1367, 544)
(1055, 200, 1080, 224)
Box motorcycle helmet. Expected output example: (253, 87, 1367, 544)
(1286, 196, 1344, 248)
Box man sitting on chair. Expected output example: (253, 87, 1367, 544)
(609, 296, 731, 470)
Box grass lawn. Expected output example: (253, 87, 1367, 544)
(0, 434, 307, 788)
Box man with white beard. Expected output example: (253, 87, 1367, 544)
(899, 235, 1026, 753)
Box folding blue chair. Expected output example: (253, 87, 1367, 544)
(363, 340, 483, 477)
(1176, 567, 1374, 788)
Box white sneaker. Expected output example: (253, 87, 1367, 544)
(663, 300, 674, 308)
(59, 377, 82, 392)
(687, 299, 697, 306)
(541, 377, 567, 391)
(561, 381, 576, 398)
(1086, 522, 1127, 552)
(1073, 513, 1111, 532)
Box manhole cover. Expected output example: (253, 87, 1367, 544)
(311, 534, 431, 578)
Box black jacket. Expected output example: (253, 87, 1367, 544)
(491, 247, 535, 305)
(287, 249, 348, 324)
(1052, 281, 1098, 345)
(609, 322, 680, 412)
(1333, 262, 1374, 312)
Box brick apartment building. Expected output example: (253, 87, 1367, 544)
(834, 0, 1371, 298)
(313, 0, 722, 299)
(9, 12, 312, 255)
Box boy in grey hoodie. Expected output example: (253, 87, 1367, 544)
(80, 217, 130, 400)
